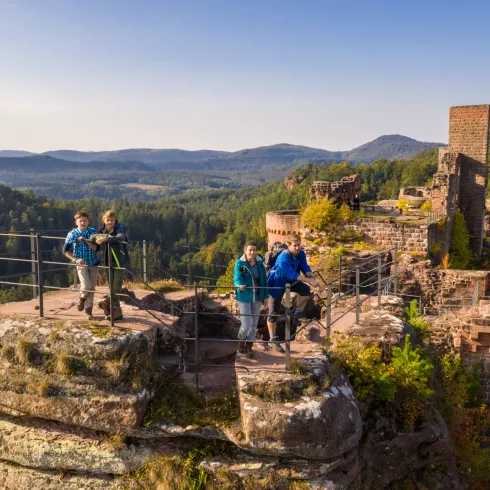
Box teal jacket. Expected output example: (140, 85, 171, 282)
(233, 253, 269, 303)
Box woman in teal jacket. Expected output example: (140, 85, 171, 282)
(233, 241, 269, 357)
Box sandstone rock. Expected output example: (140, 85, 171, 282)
(0, 415, 155, 474)
(0, 460, 122, 490)
(200, 447, 360, 489)
(360, 408, 461, 489)
(0, 381, 151, 433)
(360, 295, 405, 316)
(230, 357, 362, 460)
(348, 310, 417, 347)
(0, 315, 158, 360)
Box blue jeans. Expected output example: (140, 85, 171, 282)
(237, 301, 262, 341)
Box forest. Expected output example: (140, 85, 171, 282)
(0, 149, 439, 302)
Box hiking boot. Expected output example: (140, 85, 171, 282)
(77, 296, 86, 312)
(269, 336, 285, 354)
(113, 305, 123, 322)
(237, 341, 247, 354)
(98, 297, 110, 317)
(245, 342, 255, 358)
(85, 307, 94, 320)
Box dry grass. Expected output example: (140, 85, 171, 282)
(15, 339, 37, 365)
(54, 353, 76, 376)
(248, 378, 299, 403)
(290, 359, 308, 376)
(105, 353, 129, 382)
(104, 433, 128, 450)
(126, 279, 184, 293)
(26, 376, 53, 397)
(1, 345, 15, 362)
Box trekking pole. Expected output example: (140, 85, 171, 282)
(285, 283, 291, 371)
(108, 242, 115, 327)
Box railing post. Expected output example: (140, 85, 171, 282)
(377, 256, 382, 310)
(194, 283, 199, 391)
(326, 283, 332, 346)
(30, 228, 38, 299)
(187, 238, 192, 286)
(338, 255, 342, 295)
(285, 283, 291, 371)
(108, 242, 115, 327)
(142, 240, 148, 283)
(36, 234, 43, 317)
(355, 266, 360, 325)
(393, 244, 398, 296)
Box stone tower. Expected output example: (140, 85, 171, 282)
(448, 105, 490, 257)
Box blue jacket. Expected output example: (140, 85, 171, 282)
(267, 249, 312, 298)
(233, 254, 269, 303)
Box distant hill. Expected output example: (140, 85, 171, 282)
(0, 155, 152, 173)
(2, 135, 444, 168)
(43, 148, 229, 164)
(0, 150, 35, 158)
(341, 135, 444, 164)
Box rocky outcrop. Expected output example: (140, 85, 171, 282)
(230, 353, 362, 462)
(360, 408, 462, 489)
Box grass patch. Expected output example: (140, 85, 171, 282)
(248, 378, 301, 403)
(290, 359, 308, 376)
(126, 279, 184, 294)
(143, 378, 239, 429)
(1, 345, 15, 362)
(15, 339, 38, 365)
(54, 353, 77, 376)
(89, 325, 114, 339)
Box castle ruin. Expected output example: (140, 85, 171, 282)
(309, 174, 361, 204)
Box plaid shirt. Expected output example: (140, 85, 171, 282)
(62, 227, 99, 266)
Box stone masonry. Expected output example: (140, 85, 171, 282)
(310, 174, 361, 204)
(266, 210, 302, 247)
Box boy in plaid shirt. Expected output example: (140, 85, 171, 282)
(62, 211, 99, 319)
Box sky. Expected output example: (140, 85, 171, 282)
(1, 0, 489, 153)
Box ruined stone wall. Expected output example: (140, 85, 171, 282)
(266, 211, 302, 247)
(398, 187, 432, 207)
(349, 218, 429, 254)
(310, 174, 361, 204)
(431, 150, 461, 218)
(448, 105, 490, 257)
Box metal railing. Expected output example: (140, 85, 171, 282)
(0, 231, 410, 389)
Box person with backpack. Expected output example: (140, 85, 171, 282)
(266, 234, 320, 352)
(91, 210, 130, 321)
(233, 241, 269, 358)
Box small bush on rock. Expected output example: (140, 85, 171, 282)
(334, 334, 433, 403)
(448, 210, 471, 269)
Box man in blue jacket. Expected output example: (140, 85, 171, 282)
(267, 234, 319, 352)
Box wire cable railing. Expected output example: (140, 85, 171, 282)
(0, 231, 422, 390)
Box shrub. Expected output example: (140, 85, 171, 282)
(301, 199, 340, 233)
(334, 334, 433, 403)
(420, 200, 432, 211)
(404, 299, 429, 338)
(396, 199, 409, 212)
(449, 210, 471, 269)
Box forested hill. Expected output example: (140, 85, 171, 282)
(0, 148, 439, 276)
(2, 134, 442, 168)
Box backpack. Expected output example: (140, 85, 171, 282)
(264, 242, 289, 275)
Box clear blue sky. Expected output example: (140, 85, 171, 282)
(1, 0, 489, 152)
